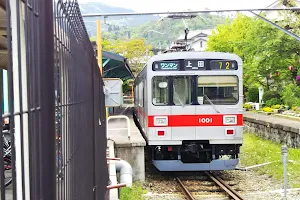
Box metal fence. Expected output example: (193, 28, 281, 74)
(2, 0, 108, 199)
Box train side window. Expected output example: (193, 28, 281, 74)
(173, 76, 192, 105)
(197, 76, 238, 105)
(152, 76, 169, 105)
(139, 81, 143, 107)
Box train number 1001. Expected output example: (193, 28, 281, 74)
(198, 118, 213, 123)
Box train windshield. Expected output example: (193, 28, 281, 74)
(197, 76, 238, 105)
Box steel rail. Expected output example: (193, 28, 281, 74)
(176, 177, 195, 200)
(205, 171, 244, 200)
(81, 7, 300, 17)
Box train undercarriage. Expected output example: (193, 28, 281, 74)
(152, 141, 241, 163)
(150, 141, 241, 171)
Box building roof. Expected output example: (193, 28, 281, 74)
(92, 41, 134, 81)
(102, 51, 134, 81)
(177, 29, 213, 40)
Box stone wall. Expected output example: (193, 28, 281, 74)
(244, 116, 300, 148)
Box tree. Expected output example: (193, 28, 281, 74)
(102, 38, 153, 75)
(206, 14, 300, 90)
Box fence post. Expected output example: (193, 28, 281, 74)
(282, 145, 288, 199)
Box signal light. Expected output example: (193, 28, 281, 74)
(226, 129, 234, 135)
(157, 130, 165, 136)
(167, 147, 172, 152)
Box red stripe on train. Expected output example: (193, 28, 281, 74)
(148, 114, 243, 127)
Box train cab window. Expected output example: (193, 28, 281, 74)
(152, 77, 169, 105)
(173, 76, 192, 105)
(197, 76, 238, 105)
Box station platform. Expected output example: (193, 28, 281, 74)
(244, 111, 300, 130)
(106, 106, 146, 189)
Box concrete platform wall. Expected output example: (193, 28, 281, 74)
(107, 106, 146, 182)
(115, 146, 145, 181)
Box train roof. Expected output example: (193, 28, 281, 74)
(148, 51, 243, 64)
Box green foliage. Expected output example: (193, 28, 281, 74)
(102, 39, 153, 75)
(123, 79, 134, 94)
(206, 13, 300, 89)
(266, 98, 283, 107)
(271, 104, 285, 109)
(120, 183, 147, 200)
(240, 133, 300, 187)
(262, 90, 281, 103)
(89, 36, 96, 42)
(99, 14, 228, 50)
(133, 14, 228, 49)
(243, 104, 252, 109)
(262, 107, 273, 113)
(282, 83, 300, 107)
(245, 87, 259, 102)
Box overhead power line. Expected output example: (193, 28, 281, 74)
(81, 7, 300, 17)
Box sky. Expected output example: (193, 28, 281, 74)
(78, 0, 276, 12)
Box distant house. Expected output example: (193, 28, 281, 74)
(169, 29, 213, 52)
(264, 0, 300, 20)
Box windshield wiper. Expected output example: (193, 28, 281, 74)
(204, 94, 220, 113)
(173, 87, 184, 107)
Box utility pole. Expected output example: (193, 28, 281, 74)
(97, 20, 103, 74)
(97, 20, 109, 118)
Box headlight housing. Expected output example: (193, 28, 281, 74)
(154, 116, 168, 126)
(223, 115, 237, 125)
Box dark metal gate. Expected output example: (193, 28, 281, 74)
(2, 0, 108, 199)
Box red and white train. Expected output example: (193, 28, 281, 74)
(133, 52, 243, 171)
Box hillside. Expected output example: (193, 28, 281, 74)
(80, 3, 230, 49)
(79, 2, 158, 36)
(102, 13, 230, 49)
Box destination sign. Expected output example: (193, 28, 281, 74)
(210, 60, 238, 70)
(153, 61, 180, 71)
(184, 60, 206, 70)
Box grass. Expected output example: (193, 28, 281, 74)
(240, 133, 300, 188)
(120, 182, 148, 200)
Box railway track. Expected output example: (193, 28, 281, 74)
(176, 171, 244, 200)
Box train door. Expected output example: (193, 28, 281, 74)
(143, 79, 147, 131)
(171, 76, 196, 141)
(149, 76, 172, 141)
(138, 81, 144, 128)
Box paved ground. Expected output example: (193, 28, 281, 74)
(243, 111, 300, 129)
(107, 106, 146, 147)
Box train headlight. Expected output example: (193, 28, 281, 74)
(154, 116, 168, 126)
(223, 115, 237, 125)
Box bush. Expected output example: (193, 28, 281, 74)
(265, 98, 283, 107)
(292, 106, 297, 111)
(282, 83, 300, 108)
(243, 104, 252, 109)
(263, 107, 273, 113)
(246, 87, 259, 102)
(262, 90, 281, 103)
(271, 104, 284, 109)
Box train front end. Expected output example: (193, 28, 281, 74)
(136, 52, 243, 171)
